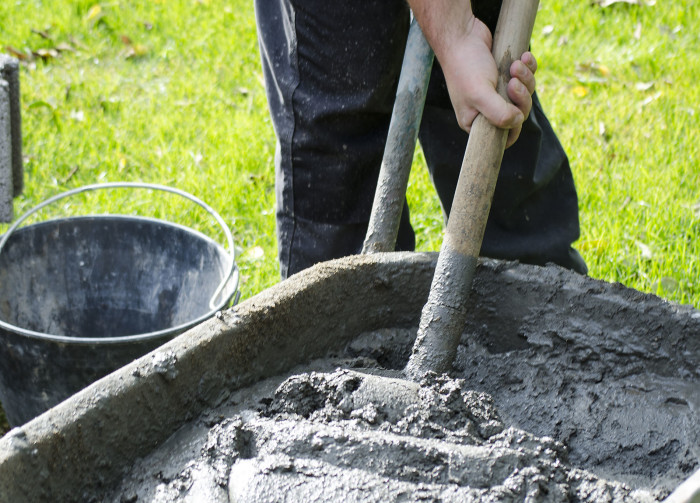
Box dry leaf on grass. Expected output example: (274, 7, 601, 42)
(592, 0, 656, 7)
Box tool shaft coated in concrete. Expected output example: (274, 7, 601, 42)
(0, 79, 12, 222)
(0, 56, 22, 197)
(407, 0, 540, 379)
(363, 19, 434, 254)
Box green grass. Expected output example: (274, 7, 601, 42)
(1, 0, 278, 296)
(535, 1, 700, 305)
(0, 0, 697, 431)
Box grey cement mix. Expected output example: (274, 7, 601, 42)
(106, 265, 697, 502)
(0, 254, 697, 502)
(105, 367, 663, 502)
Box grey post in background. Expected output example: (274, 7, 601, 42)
(0, 55, 23, 223)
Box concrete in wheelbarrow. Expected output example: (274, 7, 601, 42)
(0, 252, 697, 501)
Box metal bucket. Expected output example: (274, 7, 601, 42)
(0, 183, 239, 426)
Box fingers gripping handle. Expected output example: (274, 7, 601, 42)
(405, 0, 540, 381)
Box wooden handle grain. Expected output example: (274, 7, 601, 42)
(445, 0, 539, 256)
(405, 0, 540, 380)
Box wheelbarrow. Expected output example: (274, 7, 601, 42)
(0, 253, 697, 500)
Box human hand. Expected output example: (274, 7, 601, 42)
(437, 16, 537, 147)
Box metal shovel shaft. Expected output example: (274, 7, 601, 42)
(362, 19, 434, 254)
(405, 0, 540, 380)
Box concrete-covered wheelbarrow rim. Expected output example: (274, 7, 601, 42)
(0, 252, 697, 502)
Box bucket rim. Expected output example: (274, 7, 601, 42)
(1, 213, 230, 251)
(0, 183, 241, 345)
(0, 233, 239, 344)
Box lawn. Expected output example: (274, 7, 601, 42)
(0, 0, 697, 431)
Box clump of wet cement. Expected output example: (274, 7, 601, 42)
(347, 324, 699, 497)
(106, 272, 698, 503)
(110, 368, 660, 502)
(225, 370, 655, 502)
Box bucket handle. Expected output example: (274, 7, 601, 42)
(0, 182, 238, 311)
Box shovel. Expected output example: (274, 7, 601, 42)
(362, 16, 434, 254)
(363, 0, 541, 381)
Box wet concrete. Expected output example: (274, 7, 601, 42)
(406, 246, 478, 378)
(106, 320, 697, 502)
(0, 253, 697, 501)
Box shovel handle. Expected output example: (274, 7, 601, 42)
(405, 0, 540, 380)
(445, 0, 539, 258)
(362, 19, 434, 254)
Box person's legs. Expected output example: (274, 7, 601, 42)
(254, 0, 414, 279)
(419, 61, 587, 274)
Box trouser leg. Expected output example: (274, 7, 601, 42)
(256, 0, 586, 279)
(254, 0, 413, 279)
(418, 62, 587, 274)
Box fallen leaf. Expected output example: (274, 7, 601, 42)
(245, 246, 265, 261)
(55, 42, 75, 53)
(33, 48, 59, 60)
(572, 86, 589, 97)
(86, 4, 103, 22)
(635, 240, 653, 259)
(592, 0, 655, 7)
(638, 91, 662, 108)
(189, 151, 203, 166)
(122, 44, 148, 59)
(69, 110, 85, 122)
(120, 35, 133, 45)
(31, 28, 53, 40)
(4, 45, 33, 61)
(635, 81, 655, 91)
(633, 22, 642, 39)
(576, 61, 610, 81)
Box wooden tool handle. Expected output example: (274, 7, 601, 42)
(445, 0, 539, 257)
(405, 0, 540, 380)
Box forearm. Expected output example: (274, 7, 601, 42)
(405, 0, 536, 146)
(406, 0, 480, 66)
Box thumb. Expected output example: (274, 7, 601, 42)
(474, 91, 524, 131)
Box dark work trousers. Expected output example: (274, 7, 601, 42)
(254, 0, 587, 279)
